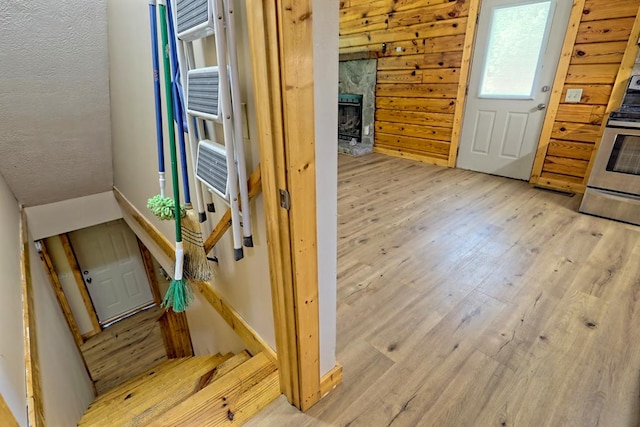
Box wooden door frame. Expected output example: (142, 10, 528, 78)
(246, 0, 341, 411)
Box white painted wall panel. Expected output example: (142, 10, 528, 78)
(30, 241, 95, 426)
(0, 175, 27, 426)
(313, 0, 339, 376)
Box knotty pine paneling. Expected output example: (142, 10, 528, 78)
(340, 0, 470, 162)
(340, 0, 640, 183)
(538, 0, 640, 191)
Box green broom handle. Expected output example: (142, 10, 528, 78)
(158, 1, 181, 243)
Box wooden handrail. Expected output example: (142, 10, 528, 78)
(113, 187, 276, 363)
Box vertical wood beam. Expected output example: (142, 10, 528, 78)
(20, 210, 45, 427)
(247, 0, 322, 411)
(37, 239, 84, 348)
(448, 0, 480, 168)
(138, 238, 164, 305)
(247, 0, 299, 406)
(59, 233, 101, 335)
(138, 238, 194, 358)
(582, 5, 640, 185)
(277, 0, 321, 410)
(529, 0, 587, 184)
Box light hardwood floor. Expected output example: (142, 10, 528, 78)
(249, 153, 640, 427)
(81, 305, 167, 394)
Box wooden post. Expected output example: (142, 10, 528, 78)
(59, 233, 102, 335)
(20, 210, 45, 427)
(37, 239, 84, 347)
(247, 0, 323, 411)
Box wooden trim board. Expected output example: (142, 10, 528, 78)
(113, 187, 275, 363)
(247, 0, 326, 411)
(448, 0, 480, 168)
(530, 0, 588, 185)
(37, 240, 84, 347)
(320, 363, 343, 398)
(582, 5, 640, 185)
(59, 233, 101, 335)
(20, 209, 45, 427)
(246, 0, 300, 407)
(277, 0, 323, 406)
(374, 146, 449, 167)
(0, 393, 19, 427)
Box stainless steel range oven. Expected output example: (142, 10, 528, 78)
(580, 75, 640, 226)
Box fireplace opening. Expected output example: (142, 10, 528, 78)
(338, 93, 363, 144)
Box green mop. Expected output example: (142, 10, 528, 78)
(158, 0, 192, 312)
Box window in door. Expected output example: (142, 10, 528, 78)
(479, 1, 553, 99)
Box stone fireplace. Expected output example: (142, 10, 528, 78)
(338, 59, 376, 156)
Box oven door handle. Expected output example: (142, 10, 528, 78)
(607, 120, 640, 129)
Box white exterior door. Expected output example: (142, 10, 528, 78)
(70, 220, 154, 324)
(457, 0, 572, 180)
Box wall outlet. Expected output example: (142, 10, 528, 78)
(565, 88, 583, 103)
(364, 125, 370, 135)
(396, 46, 402, 53)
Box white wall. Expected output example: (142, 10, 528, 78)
(0, 0, 113, 207)
(25, 192, 122, 240)
(0, 174, 26, 426)
(0, 173, 95, 427)
(30, 241, 95, 426)
(108, 0, 272, 357)
(313, 0, 339, 376)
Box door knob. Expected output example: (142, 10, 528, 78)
(537, 103, 547, 110)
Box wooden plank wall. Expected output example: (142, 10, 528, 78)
(340, 0, 640, 192)
(340, 0, 474, 166)
(532, 0, 640, 192)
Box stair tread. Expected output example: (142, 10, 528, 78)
(79, 353, 233, 426)
(146, 352, 279, 426)
(88, 357, 191, 404)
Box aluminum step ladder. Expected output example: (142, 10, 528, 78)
(167, 0, 252, 261)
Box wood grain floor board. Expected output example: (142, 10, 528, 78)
(80, 305, 167, 394)
(247, 153, 640, 427)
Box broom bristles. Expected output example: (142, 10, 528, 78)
(162, 278, 193, 313)
(181, 209, 213, 281)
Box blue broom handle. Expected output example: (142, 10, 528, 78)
(166, 0, 192, 206)
(149, 1, 165, 178)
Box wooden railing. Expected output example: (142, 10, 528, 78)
(20, 210, 45, 427)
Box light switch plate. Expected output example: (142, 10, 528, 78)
(565, 88, 583, 103)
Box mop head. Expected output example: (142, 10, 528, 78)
(147, 195, 186, 220)
(161, 278, 193, 313)
(182, 209, 213, 281)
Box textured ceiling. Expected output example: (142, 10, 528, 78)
(0, 0, 113, 207)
